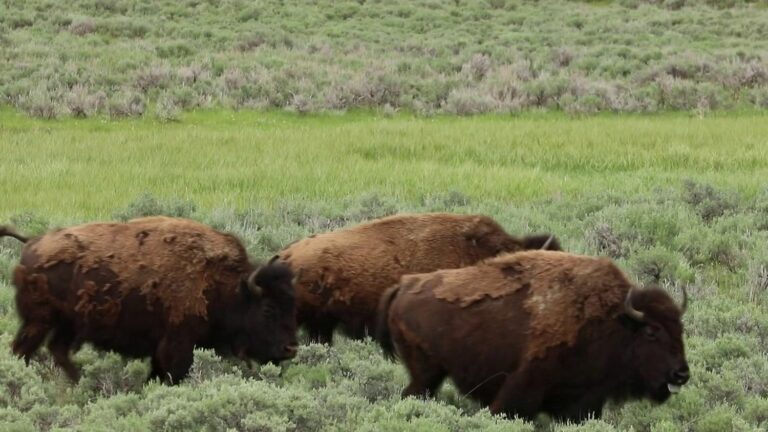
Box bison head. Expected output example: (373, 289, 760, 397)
(623, 286, 689, 402)
(235, 262, 299, 364)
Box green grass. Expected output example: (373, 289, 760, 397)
(2, 109, 768, 220)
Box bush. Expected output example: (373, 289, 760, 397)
(108, 90, 146, 118)
(682, 179, 736, 222)
(112, 193, 197, 220)
(443, 87, 497, 115)
(19, 87, 62, 120)
(629, 246, 691, 285)
(64, 84, 105, 117)
(154, 92, 181, 122)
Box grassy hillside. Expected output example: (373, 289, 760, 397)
(2, 0, 768, 118)
(1, 111, 767, 430)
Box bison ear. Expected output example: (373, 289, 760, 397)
(522, 234, 561, 251)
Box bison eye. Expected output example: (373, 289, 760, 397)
(263, 304, 277, 320)
(643, 326, 657, 340)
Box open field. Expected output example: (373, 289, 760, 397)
(1, 112, 767, 431)
(2, 108, 768, 219)
(2, 0, 768, 117)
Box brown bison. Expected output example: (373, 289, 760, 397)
(377, 250, 690, 422)
(276, 212, 560, 344)
(1, 216, 298, 384)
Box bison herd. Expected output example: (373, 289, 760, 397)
(0, 212, 689, 422)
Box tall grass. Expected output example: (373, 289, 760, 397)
(2, 109, 768, 219)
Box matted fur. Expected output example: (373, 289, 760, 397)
(424, 251, 629, 360)
(278, 212, 560, 342)
(8, 216, 299, 383)
(26, 216, 248, 324)
(379, 250, 689, 421)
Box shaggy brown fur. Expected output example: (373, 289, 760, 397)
(277, 212, 561, 344)
(378, 251, 690, 422)
(7, 217, 299, 384)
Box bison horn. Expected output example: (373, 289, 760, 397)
(624, 287, 645, 321)
(680, 285, 688, 313)
(247, 268, 263, 298)
(540, 234, 554, 250)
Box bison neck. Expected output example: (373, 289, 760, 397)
(199, 296, 249, 353)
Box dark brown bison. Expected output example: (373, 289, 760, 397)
(276, 212, 560, 344)
(377, 250, 689, 422)
(2, 216, 298, 384)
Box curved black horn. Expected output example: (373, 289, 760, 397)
(247, 268, 263, 298)
(680, 285, 688, 313)
(624, 287, 645, 321)
(540, 234, 554, 250)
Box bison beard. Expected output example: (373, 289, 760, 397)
(5, 217, 299, 384)
(379, 251, 690, 422)
(278, 212, 561, 344)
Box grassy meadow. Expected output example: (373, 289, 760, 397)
(1, 110, 768, 431)
(2, 0, 768, 117)
(1, 0, 768, 429)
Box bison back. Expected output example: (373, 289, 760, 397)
(16, 217, 251, 336)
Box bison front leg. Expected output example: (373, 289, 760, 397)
(47, 326, 80, 382)
(12, 322, 50, 365)
(150, 335, 195, 385)
(489, 366, 546, 421)
(554, 393, 605, 422)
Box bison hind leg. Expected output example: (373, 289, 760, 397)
(47, 325, 80, 382)
(12, 322, 51, 365)
(149, 335, 195, 385)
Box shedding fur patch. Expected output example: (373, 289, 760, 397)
(27, 216, 249, 324)
(429, 251, 630, 360)
(280, 212, 526, 321)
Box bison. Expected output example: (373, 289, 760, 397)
(377, 250, 690, 422)
(1, 216, 299, 384)
(276, 212, 560, 344)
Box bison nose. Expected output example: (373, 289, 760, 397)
(283, 344, 298, 358)
(671, 366, 690, 385)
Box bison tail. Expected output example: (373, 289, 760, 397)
(0, 225, 29, 243)
(376, 284, 400, 360)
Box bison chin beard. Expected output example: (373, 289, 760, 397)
(648, 382, 673, 403)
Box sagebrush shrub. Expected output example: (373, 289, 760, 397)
(68, 18, 95, 36)
(112, 193, 196, 221)
(64, 84, 105, 117)
(154, 92, 181, 122)
(443, 87, 498, 115)
(20, 86, 61, 119)
(108, 90, 146, 118)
